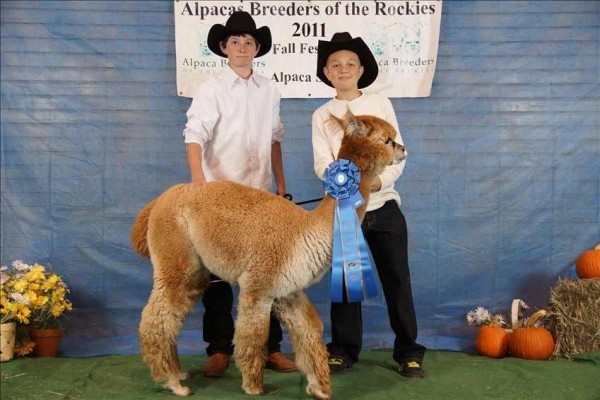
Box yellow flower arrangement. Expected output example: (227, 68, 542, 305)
(1, 260, 73, 329)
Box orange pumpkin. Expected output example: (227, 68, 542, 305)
(575, 244, 600, 279)
(509, 310, 555, 360)
(475, 326, 510, 358)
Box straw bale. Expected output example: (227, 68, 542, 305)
(548, 278, 600, 357)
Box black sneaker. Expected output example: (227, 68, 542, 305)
(398, 359, 425, 378)
(328, 356, 349, 374)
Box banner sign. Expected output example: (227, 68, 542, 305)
(174, 1, 442, 98)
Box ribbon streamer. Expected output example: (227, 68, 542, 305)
(324, 159, 378, 303)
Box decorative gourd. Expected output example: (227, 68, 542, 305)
(475, 326, 510, 358)
(575, 244, 600, 279)
(509, 310, 555, 360)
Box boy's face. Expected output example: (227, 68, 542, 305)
(323, 50, 364, 91)
(220, 34, 260, 68)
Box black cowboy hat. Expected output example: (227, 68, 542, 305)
(207, 11, 272, 58)
(316, 32, 378, 89)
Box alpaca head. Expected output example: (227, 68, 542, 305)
(334, 110, 407, 177)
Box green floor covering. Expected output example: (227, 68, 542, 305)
(1, 350, 598, 400)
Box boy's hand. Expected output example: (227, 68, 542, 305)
(190, 175, 207, 185)
(276, 184, 287, 197)
(186, 173, 207, 190)
(370, 177, 382, 192)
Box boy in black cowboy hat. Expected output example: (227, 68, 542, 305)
(183, 11, 295, 377)
(311, 32, 427, 378)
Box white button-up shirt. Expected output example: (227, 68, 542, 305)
(183, 66, 284, 191)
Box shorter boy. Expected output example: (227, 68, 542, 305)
(312, 32, 426, 378)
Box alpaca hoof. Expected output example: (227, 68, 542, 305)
(306, 384, 331, 400)
(163, 371, 192, 396)
(242, 383, 264, 395)
(171, 385, 192, 397)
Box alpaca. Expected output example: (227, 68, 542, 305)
(130, 110, 406, 398)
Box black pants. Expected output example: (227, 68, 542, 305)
(202, 277, 283, 356)
(327, 201, 426, 365)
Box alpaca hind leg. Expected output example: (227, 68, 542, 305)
(233, 291, 271, 395)
(140, 288, 192, 396)
(273, 292, 331, 400)
(139, 258, 206, 396)
(170, 343, 190, 380)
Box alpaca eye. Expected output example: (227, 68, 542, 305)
(384, 138, 392, 145)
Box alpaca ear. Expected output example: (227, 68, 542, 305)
(332, 109, 367, 137)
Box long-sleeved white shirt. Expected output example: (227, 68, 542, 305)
(183, 66, 284, 191)
(312, 92, 405, 212)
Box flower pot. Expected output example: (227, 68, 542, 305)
(30, 328, 64, 357)
(1, 322, 17, 362)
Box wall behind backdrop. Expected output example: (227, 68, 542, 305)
(1, 1, 598, 357)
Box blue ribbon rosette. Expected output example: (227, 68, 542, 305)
(323, 159, 378, 303)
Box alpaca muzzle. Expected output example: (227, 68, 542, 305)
(394, 143, 407, 163)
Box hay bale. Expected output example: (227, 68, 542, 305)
(548, 278, 600, 357)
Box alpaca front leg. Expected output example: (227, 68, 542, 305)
(234, 293, 271, 395)
(273, 292, 331, 400)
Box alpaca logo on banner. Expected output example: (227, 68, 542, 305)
(174, 0, 443, 98)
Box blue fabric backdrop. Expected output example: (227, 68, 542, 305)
(1, 1, 598, 357)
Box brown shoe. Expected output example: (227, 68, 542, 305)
(265, 352, 297, 372)
(203, 353, 230, 378)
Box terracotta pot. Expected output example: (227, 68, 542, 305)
(30, 328, 64, 357)
(1, 322, 17, 362)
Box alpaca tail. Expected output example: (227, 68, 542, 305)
(130, 198, 158, 258)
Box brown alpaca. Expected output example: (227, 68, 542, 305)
(130, 110, 406, 398)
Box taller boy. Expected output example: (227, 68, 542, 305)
(312, 32, 427, 378)
(183, 11, 296, 377)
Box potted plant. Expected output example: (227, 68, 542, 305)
(1, 263, 32, 361)
(1, 260, 73, 357)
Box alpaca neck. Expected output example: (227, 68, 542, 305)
(356, 176, 374, 221)
(313, 136, 379, 221)
(312, 174, 374, 222)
